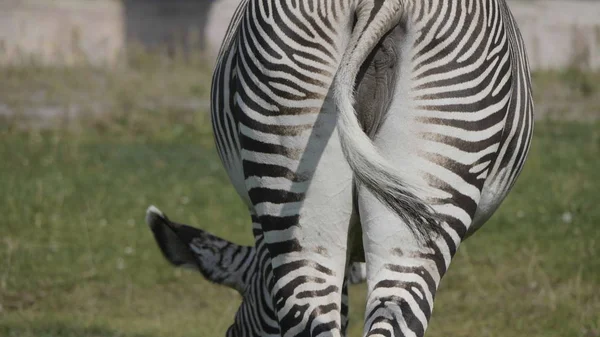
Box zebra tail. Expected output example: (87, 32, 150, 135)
(333, 0, 441, 243)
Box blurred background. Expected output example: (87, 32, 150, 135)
(0, 0, 598, 336)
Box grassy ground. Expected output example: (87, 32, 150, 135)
(532, 70, 600, 121)
(0, 64, 599, 337)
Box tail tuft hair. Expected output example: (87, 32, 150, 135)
(334, 0, 441, 243)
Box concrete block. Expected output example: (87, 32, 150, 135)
(0, 0, 124, 66)
(508, 0, 600, 70)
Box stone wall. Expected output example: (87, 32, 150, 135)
(122, 0, 212, 53)
(509, 1, 600, 70)
(202, 0, 600, 70)
(0, 0, 124, 66)
(0, 0, 599, 69)
(204, 0, 240, 58)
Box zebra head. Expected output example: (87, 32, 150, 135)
(145, 205, 252, 293)
(145, 205, 366, 293)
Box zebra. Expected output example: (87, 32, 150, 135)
(145, 206, 368, 289)
(145, 206, 367, 333)
(148, 0, 533, 336)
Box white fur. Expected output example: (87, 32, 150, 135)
(334, 1, 406, 192)
(333, 1, 438, 241)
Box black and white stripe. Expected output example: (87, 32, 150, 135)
(149, 0, 534, 336)
(146, 206, 366, 336)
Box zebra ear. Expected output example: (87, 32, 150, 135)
(145, 205, 199, 271)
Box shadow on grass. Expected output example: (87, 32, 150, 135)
(0, 322, 154, 337)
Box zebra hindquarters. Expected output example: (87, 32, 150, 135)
(356, 101, 495, 337)
(228, 0, 363, 334)
(355, 0, 534, 335)
(243, 103, 355, 336)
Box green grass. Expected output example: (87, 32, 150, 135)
(532, 70, 600, 121)
(1, 122, 598, 337)
(0, 65, 599, 337)
(0, 57, 212, 135)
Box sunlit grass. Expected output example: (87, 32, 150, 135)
(1, 121, 598, 337)
(0, 63, 599, 336)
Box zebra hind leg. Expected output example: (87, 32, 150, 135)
(357, 190, 453, 337)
